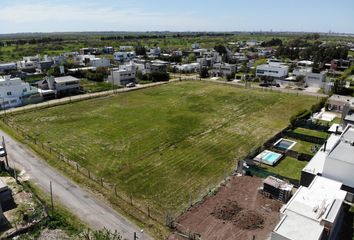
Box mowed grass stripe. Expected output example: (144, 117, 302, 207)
(7, 81, 320, 216)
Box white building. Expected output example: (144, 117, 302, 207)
(114, 52, 136, 62)
(0, 63, 17, 73)
(301, 125, 354, 202)
(292, 68, 327, 88)
(256, 64, 289, 79)
(177, 63, 200, 72)
(211, 63, 236, 77)
(107, 63, 136, 86)
(0, 75, 40, 109)
(272, 176, 347, 240)
(90, 58, 110, 68)
(38, 76, 80, 98)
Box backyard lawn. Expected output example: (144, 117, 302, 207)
(292, 127, 329, 139)
(261, 156, 307, 181)
(5, 81, 319, 216)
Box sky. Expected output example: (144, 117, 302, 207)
(0, 0, 353, 34)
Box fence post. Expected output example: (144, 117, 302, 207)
(100, 178, 104, 186)
(114, 185, 117, 196)
(88, 169, 91, 179)
(130, 195, 133, 206)
(76, 163, 79, 172)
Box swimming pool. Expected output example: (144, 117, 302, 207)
(254, 150, 283, 166)
(274, 138, 297, 151)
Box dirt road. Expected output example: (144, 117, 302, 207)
(0, 129, 152, 240)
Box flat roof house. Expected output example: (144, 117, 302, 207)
(256, 63, 289, 79)
(38, 76, 80, 98)
(0, 75, 41, 109)
(0, 62, 17, 73)
(300, 126, 354, 202)
(327, 95, 354, 113)
(107, 63, 136, 86)
(211, 63, 236, 77)
(272, 176, 347, 240)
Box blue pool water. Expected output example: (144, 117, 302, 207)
(274, 139, 295, 151)
(262, 152, 282, 165)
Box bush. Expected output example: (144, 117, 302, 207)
(310, 98, 327, 113)
(290, 109, 311, 126)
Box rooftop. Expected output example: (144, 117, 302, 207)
(328, 94, 354, 104)
(54, 76, 80, 84)
(273, 176, 347, 240)
(327, 126, 354, 164)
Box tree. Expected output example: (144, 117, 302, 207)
(214, 45, 227, 55)
(135, 46, 146, 56)
(295, 75, 306, 88)
(187, 53, 196, 63)
(199, 67, 209, 78)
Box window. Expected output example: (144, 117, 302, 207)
(7, 91, 12, 96)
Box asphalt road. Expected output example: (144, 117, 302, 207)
(0, 129, 152, 240)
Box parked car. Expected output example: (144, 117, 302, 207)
(0, 146, 6, 157)
(126, 82, 136, 88)
(259, 83, 269, 87)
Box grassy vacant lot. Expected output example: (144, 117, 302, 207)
(6, 81, 319, 216)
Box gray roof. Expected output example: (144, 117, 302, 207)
(328, 127, 354, 164)
(54, 76, 80, 83)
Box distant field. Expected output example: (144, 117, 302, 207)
(6, 81, 319, 216)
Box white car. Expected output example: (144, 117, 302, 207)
(0, 146, 6, 157)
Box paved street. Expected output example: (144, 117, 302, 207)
(0, 129, 152, 240)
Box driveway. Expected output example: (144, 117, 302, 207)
(0, 129, 152, 240)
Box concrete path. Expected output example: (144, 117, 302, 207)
(0, 129, 152, 240)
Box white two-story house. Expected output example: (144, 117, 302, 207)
(0, 75, 40, 109)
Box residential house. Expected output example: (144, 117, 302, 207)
(256, 63, 289, 79)
(148, 47, 161, 57)
(177, 63, 200, 72)
(211, 63, 236, 77)
(90, 58, 110, 68)
(292, 68, 327, 88)
(327, 95, 354, 112)
(103, 46, 115, 54)
(325, 59, 352, 72)
(0, 63, 17, 73)
(271, 176, 347, 240)
(301, 125, 354, 202)
(0, 75, 41, 109)
(191, 43, 200, 49)
(38, 76, 80, 98)
(107, 63, 136, 86)
(114, 52, 136, 62)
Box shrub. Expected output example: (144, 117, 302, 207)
(290, 109, 311, 126)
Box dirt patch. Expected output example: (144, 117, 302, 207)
(211, 200, 242, 221)
(169, 176, 282, 240)
(234, 210, 264, 230)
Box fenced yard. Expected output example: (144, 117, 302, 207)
(2, 81, 320, 225)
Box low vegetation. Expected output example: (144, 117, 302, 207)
(5, 81, 319, 218)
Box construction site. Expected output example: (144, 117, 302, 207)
(168, 176, 284, 240)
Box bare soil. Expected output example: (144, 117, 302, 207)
(168, 176, 282, 240)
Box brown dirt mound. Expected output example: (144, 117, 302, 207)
(234, 210, 264, 230)
(211, 200, 242, 221)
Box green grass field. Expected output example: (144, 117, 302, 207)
(6, 81, 319, 215)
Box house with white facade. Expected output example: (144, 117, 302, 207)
(90, 58, 110, 68)
(0, 75, 41, 109)
(211, 63, 236, 77)
(0, 63, 17, 73)
(301, 125, 354, 202)
(114, 52, 136, 62)
(107, 63, 136, 86)
(38, 76, 80, 98)
(177, 63, 200, 73)
(292, 68, 327, 88)
(271, 176, 347, 240)
(256, 63, 289, 79)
